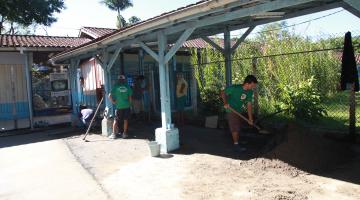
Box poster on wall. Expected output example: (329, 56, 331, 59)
(50, 72, 69, 97)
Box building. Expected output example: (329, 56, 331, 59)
(0, 34, 90, 131)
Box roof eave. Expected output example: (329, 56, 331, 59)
(51, 0, 243, 63)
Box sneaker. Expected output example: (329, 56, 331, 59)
(233, 144, 246, 152)
(122, 133, 128, 139)
(109, 134, 117, 139)
(117, 132, 123, 137)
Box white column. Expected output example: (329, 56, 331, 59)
(158, 32, 172, 128)
(155, 32, 179, 153)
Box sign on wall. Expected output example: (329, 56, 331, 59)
(50, 73, 69, 97)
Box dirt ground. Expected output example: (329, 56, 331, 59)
(64, 121, 360, 200)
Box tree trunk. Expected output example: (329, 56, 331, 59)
(117, 9, 123, 28)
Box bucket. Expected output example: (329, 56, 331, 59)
(148, 141, 160, 157)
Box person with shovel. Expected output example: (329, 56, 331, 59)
(221, 75, 258, 152)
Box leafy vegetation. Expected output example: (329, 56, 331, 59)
(190, 23, 359, 130)
(277, 77, 327, 120)
(0, 0, 65, 34)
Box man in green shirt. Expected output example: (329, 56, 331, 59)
(221, 75, 258, 152)
(109, 75, 133, 139)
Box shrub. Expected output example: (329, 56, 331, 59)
(277, 77, 327, 120)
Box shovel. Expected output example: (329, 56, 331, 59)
(227, 106, 270, 134)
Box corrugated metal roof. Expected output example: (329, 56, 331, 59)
(0, 34, 91, 48)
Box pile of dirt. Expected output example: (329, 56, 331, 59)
(240, 157, 303, 177)
(243, 123, 356, 176)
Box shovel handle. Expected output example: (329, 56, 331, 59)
(227, 106, 261, 130)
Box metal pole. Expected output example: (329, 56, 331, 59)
(252, 58, 259, 117)
(224, 27, 232, 86)
(24, 53, 34, 129)
(10, 66, 18, 129)
(349, 83, 356, 140)
(138, 49, 144, 75)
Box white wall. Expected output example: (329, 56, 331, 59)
(0, 52, 25, 65)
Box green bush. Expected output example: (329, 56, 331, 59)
(199, 85, 223, 115)
(277, 77, 327, 120)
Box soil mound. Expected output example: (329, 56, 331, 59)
(244, 123, 356, 176)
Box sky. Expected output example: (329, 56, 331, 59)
(34, 0, 360, 39)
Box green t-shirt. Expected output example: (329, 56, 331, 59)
(224, 85, 253, 113)
(111, 83, 133, 109)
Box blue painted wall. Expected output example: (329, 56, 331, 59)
(0, 102, 29, 120)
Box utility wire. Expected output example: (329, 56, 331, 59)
(186, 44, 360, 67)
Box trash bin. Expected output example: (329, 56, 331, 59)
(148, 141, 160, 157)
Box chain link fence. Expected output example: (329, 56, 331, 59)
(191, 30, 360, 133)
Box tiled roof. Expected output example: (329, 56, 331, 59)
(335, 52, 360, 64)
(182, 38, 238, 49)
(182, 38, 209, 49)
(79, 27, 117, 39)
(0, 34, 91, 48)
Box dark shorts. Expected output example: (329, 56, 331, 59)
(176, 96, 186, 111)
(227, 112, 246, 133)
(115, 108, 130, 122)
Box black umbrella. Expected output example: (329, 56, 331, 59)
(340, 31, 359, 140)
(340, 31, 359, 91)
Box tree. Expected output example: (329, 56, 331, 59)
(0, 0, 65, 34)
(128, 16, 141, 25)
(100, 0, 133, 29)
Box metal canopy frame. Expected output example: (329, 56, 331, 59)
(51, 0, 360, 149)
(52, 0, 359, 62)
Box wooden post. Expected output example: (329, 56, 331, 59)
(252, 58, 259, 117)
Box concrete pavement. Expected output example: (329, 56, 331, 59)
(0, 134, 109, 200)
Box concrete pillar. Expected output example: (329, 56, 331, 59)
(157, 32, 172, 128)
(155, 32, 179, 153)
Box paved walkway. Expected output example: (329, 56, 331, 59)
(0, 134, 109, 200)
